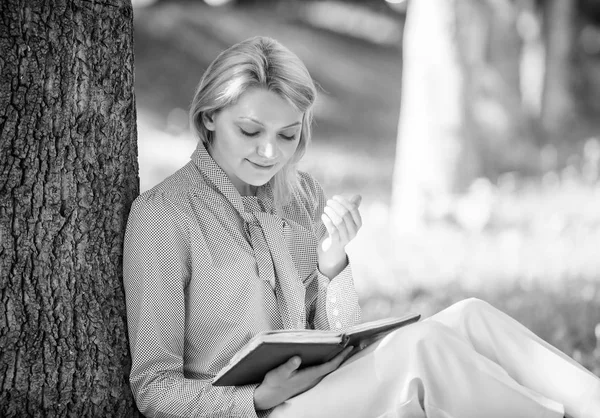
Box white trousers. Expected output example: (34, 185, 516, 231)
(270, 298, 600, 418)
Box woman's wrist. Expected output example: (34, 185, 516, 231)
(253, 385, 269, 411)
(254, 384, 278, 411)
(318, 251, 348, 278)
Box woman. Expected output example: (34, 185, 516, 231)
(123, 36, 599, 418)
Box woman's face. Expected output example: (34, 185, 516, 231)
(203, 87, 303, 196)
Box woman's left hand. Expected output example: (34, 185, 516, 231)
(317, 194, 362, 278)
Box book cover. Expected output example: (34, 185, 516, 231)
(212, 312, 421, 386)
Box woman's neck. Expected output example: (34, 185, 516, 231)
(239, 185, 258, 197)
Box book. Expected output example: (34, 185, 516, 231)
(212, 312, 421, 386)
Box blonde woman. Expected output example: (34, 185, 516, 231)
(123, 36, 599, 418)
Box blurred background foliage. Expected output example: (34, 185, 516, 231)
(132, 0, 600, 372)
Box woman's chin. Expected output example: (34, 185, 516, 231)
(242, 171, 277, 187)
(247, 177, 273, 187)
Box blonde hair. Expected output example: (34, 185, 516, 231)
(189, 36, 317, 206)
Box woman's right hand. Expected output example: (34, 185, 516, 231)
(253, 345, 354, 411)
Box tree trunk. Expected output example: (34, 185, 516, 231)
(0, 1, 140, 416)
(391, 0, 470, 233)
(541, 0, 578, 139)
(518, 0, 545, 119)
(461, 0, 540, 175)
(391, 0, 542, 234)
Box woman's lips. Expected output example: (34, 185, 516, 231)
(248, 160, 276, 170)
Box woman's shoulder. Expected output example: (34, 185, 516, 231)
(131, 162, 210, 216)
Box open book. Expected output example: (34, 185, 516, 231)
(212, 312, 421, 386)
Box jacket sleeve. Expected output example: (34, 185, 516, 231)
(298, 172, 362, 331)
(123, 193, 266, 418)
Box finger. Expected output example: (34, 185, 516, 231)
(280, 356, 302, 378)
(333, 194, 362, 208)
(332, 345, 354, 367)
(327, 198, 355, 226)
(323, 346, 354, 374)
(308, 346, 354, 378)
(327, 198, 358, 238)
(332, 195, 362, 231)
(323, 206, 349, 243)
(339, 194, 363, 227)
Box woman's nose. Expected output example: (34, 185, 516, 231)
(257, 139, 276, 159)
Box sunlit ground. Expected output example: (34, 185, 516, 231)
(134, 0, 600, 374)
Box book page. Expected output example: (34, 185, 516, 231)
(258, 329, 343, 344)
(346, 313, 421, 339)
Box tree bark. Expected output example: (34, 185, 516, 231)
(0, 1, 140, 416)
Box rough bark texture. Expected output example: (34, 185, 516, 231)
(0, 1, 140, 416)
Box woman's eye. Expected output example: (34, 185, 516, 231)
(280, 133, 296, 141)
(240, 129, 259, 137)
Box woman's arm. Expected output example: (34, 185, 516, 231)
(317, 195, 362, 278)
(306, 265, 361, 331)
(123, 194, 262, 418)
(299, 173, 362, 331)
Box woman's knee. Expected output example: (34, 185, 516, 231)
(430, 297, 494, 331)
(445, 297, 495, 320)
(450, 297, 492, 316)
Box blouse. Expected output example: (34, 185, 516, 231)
(123, 142, 361, 417)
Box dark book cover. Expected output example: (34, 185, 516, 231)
(213, 312, 421, 386)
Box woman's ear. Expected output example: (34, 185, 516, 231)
(202, 112, 216, 131)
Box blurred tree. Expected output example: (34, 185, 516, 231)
(390, 0, 600, 232)
(234, 0, 406, 17)
(391, 0, 483, 233)
(0, 1, 140, 416)
(541, 0, 578, 139)
(538, 0, 600, 139)
(579, 0, 600, 118)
